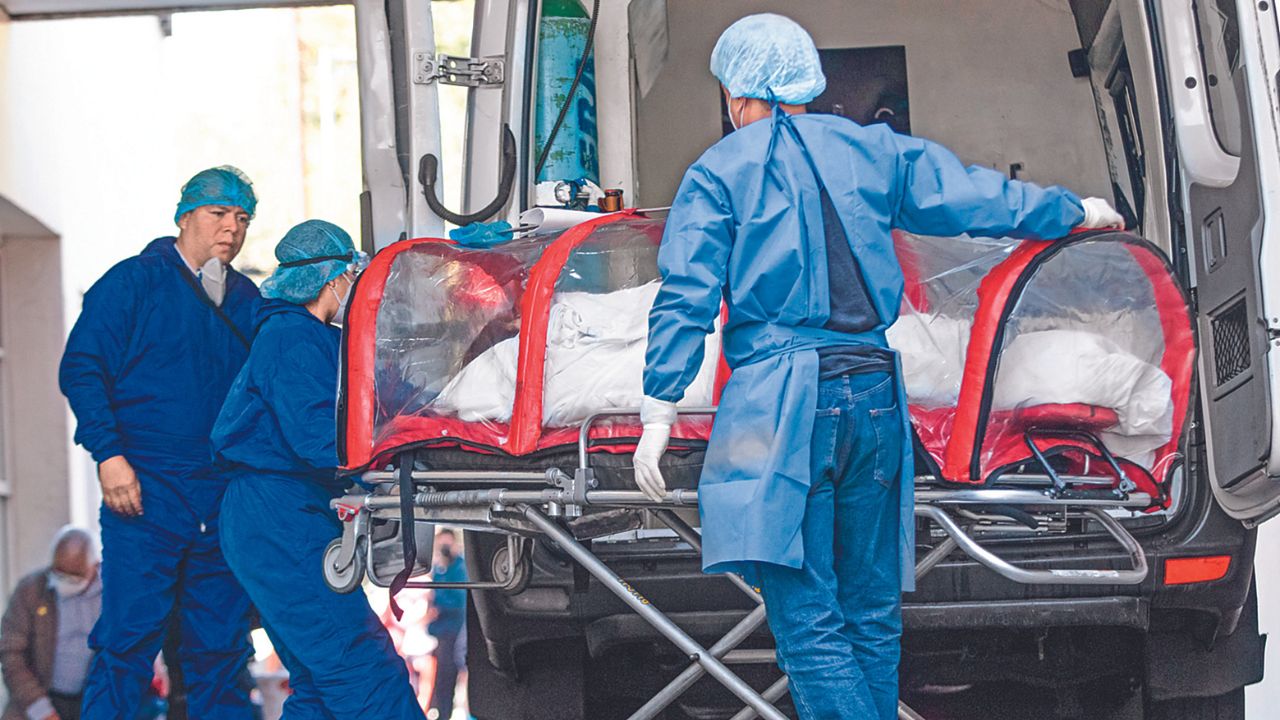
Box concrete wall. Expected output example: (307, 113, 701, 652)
(0, 198, 68, 590)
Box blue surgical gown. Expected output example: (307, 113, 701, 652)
(643, 111, 1085, 591)
(58, 237, 261, 718)
(213, 300, 424, 719)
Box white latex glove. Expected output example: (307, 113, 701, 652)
(1079, 197, 1125, 230)
(634, 396, 677, 502)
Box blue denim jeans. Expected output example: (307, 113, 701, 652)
(752, 371, 904, 720)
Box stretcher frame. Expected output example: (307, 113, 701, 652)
(323, 408, 1152, 720)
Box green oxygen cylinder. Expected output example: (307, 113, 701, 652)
(535, 0, 599, 184)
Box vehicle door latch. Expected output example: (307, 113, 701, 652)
(414, 53, 505, 87)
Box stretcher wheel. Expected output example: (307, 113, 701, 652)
(491, 539, 531, 595)
(323, 536, 366, 594)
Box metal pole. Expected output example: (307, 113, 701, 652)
(898, 701, 929, 720)
(628, 510, 772, 719)
(629, 605, 768, 720)
(652, 509, 763, 602)
(520, 505, 788, 720)
(729, 676, 790, 720)
(914, 536, 958, 580)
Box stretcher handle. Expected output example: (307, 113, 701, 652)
(577, 407, 718, 469)
(1022, 428, 1133, 496)
(914, 504, 1148, 585)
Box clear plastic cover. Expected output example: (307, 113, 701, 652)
(981, 239, 1176, 475)
(888, 231, 1017, 408)
(372, 238, 548, 447)
(367, 216, 722, 456)
(362, 224, 1185, 486)
(543, 217, 719, 427)
(889, 230, 1188, 488)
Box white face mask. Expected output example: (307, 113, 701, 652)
(200, 257, 227, 307)
(50, 571, 91, 598)
(328, 276, 353, 324)
(729, 97, 745, 131)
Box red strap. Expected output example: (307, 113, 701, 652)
(1123, 243, 1196, 487)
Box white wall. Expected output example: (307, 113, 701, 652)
(0, 7, 361, 540)
(1249, 521, 1280, 715)
(0, 14, 178, 536)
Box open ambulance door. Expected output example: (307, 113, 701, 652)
(1157, 0, 1280, 525)
(357, 0, 527, 252)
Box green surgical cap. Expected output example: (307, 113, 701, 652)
(174, 166, 257, 225)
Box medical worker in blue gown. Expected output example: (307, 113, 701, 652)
(213, 220, 425, 720)
(59, 166, 262, 719)
(633, 14, 1125, 720)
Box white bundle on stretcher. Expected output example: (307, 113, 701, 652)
(433, 282, 719, 426)
(433, 283, 1174, 463)
(889, 312, 1174, 463)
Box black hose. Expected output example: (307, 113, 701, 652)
(534, 0, 602, 178)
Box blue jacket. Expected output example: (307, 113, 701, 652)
(643, 111, 1084, 590)
(212, 300, 342, 488)
(59, 238, 260, 469)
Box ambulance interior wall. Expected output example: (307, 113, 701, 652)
(632, 0, 1114, 208)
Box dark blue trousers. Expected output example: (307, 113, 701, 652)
(81, 462, 253, 720)
(220, 474, 424, 720)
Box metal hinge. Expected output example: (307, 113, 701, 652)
(414, 53, 505, 87)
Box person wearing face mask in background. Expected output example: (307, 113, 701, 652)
(425, 529, 467, 720)
(58, 167, 262, 719)
(1, 527, 103, 720)
(213, 220, 424, 719)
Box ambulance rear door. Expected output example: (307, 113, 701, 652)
(1157, 0, 1280, 524)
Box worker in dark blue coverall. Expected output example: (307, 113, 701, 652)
(213, 220, 425, 720)
(632, 15, 1126, 720)
(59, 166, 263, 719)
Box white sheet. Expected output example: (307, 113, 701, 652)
(433, 294, 1175, 463)
(890, 311, 1174, 463)
(433, 282, 719, 427)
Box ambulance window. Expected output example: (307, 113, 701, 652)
(716, 47, 911, 138)
(1100, 50, 1146, 231)
(1192, 0, 1243, 156)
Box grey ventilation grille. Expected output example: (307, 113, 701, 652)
(1212, 298, 1251, 386)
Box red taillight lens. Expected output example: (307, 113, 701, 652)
(1164, 556, 1231, 585)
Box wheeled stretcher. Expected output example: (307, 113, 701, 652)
(325, 211, 1193, 719)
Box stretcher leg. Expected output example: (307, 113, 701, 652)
(518, 504, 789, 720)
(729, 676, 790, 720)
(629, 605, 769, 720)
(652, 509, 764, 601)
(630, 510, 770, 719)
